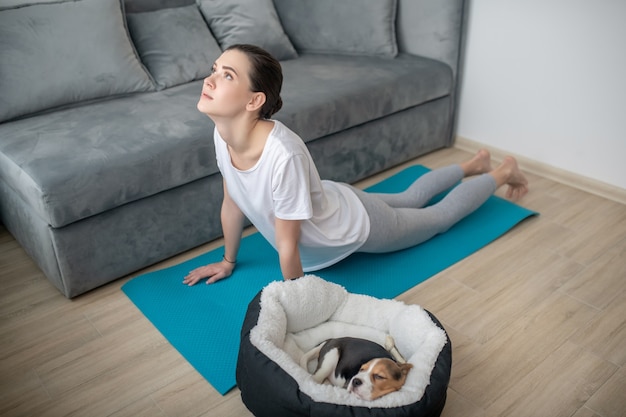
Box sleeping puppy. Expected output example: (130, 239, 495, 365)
(300, 336, 413, 400)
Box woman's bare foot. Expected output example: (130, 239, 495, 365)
(490, 156, 529, 200)
(460, 149, 493, 177)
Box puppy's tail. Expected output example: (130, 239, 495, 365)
(299, 341, 326, 370)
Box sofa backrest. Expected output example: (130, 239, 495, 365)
(126, 0, 467, 76)
(0, 0, 466, 124)
(396, 0, 467, 78)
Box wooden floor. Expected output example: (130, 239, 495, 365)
(1, 147, 625, 417)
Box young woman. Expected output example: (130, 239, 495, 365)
(183, 44, 528, 286)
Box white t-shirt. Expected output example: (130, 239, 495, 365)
(214, 120, 370, 271)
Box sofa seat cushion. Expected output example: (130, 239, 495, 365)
(0, 81, 213, 228)
(278, 53, 452, 141)
(0, 53, 451, 229)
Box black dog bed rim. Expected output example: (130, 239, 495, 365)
(236, 289, 452, 417)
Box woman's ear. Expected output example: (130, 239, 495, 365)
(246, 92, 266, 113)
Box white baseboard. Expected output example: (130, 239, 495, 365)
(454, 136, 626, 205)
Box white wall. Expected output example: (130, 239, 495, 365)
(456, 0, 626, 190)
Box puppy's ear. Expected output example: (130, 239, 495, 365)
(399, 363, 413, 379)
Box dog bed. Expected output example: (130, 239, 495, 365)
(236, 275, 452, 417)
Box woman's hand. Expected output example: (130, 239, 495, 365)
(183, 259, 235, 286)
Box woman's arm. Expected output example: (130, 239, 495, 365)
(220, 181, 245, 264)
(275, 218, 303, 280)
(183, 181, 245, 285)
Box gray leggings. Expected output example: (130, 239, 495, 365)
(351, 165, 497, 253)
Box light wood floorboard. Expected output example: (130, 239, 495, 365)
(1, 147, 624, 417)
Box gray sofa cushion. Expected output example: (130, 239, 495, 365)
(278, 54, 452, 141)
(196, 0, 298, 61)
(127, 5, 221, 90)
(0, 0, 155, 123)
(0, 82, 214, 229)
(0, 54, 451, 229)
(274, 0, 398, 58)
(124, 0, 195, 13)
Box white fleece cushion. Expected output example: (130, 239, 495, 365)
(250, 275, 447, 408)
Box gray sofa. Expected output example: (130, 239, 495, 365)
(0, 0, 466, 298)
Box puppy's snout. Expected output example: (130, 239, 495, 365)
(352, 378, 363, 387)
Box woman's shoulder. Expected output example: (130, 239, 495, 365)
(261, 124, 312, 173)
(268, 120, 306, 149)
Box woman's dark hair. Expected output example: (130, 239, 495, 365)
(226, 44, 283, 119)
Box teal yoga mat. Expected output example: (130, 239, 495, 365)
(122, 165, 537, 395)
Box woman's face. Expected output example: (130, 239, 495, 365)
(197, 49, 255, 119)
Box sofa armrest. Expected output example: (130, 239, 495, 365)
(396, 0, 467, 78)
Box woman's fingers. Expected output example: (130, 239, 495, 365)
(205, 272, 227, 284)
(183, 265, 215, 286)
(183, 264, 232, 286)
